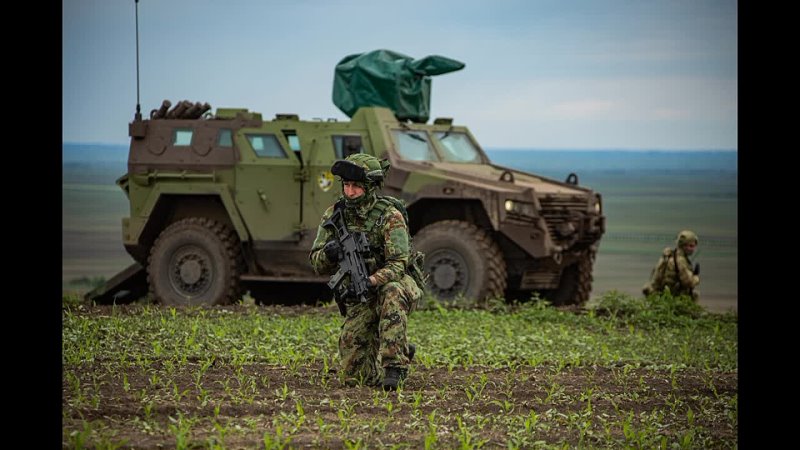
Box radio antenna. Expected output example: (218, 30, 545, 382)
(134, 0, 142, 121)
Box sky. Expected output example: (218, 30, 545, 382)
(62, 0, 737, 150)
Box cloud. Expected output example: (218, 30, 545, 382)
(432, 75, 736, 149)
(455, 76, 736, 123)
(652, 108, 691, 120)
(62, 0, 736, 149)
(550, 100, 617, 119)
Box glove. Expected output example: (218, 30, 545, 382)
(693, 263, 700, 276)
(323, 240, 343, 262)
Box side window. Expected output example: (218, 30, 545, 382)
(287, 135, 301, 151)
(282, 131, 304, 163)
(217, 129, 233, 147)
(173, 128, 193, 146)
(245, 134, 287, 158)
(332, 135, 364, 159)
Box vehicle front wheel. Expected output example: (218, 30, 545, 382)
(413, 220, 507, 302)
(148, 218, 243, 306)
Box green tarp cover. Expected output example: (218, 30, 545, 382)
(333, 49, 465, 123)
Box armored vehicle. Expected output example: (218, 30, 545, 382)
(88, 50, 605, 306)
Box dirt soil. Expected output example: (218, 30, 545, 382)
(62, 305, 738, 449)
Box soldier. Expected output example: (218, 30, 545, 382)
(642, 230, 701, 301)
(309, 153, 421, 391)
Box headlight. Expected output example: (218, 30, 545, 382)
(504, 199, 536, 217)
(594, 195, 602, 214)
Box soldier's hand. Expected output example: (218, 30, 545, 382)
(323, 240, 343, 262)
(693, 263, 700, 276)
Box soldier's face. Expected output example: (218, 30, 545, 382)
(684, 242, 697, 255)
(343, 181, 365, 199)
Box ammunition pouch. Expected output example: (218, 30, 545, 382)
(407, 250, 428, 295)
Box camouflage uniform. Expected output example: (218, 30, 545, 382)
(309, 154, 421, 387)
(642, 230, 700, 301)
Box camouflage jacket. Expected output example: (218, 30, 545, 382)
(309, 194, 410, 288)
(643, 247, 700, 296)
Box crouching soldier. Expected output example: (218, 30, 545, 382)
(643, 230, 701, 302)
(309, 153, 422, 391)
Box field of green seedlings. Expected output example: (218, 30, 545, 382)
(63, 292, 737, 449)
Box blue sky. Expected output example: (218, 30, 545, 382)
(63, 0, 737, 150)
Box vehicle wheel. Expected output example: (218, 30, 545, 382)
(545, 249, 595, 306)
(148, 218, 243, 306)
(413, 220, 507, 302)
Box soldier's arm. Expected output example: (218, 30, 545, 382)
(371, 208, 410, 286)
(676, 253, 700, 288)
(309, 206, 338, 275)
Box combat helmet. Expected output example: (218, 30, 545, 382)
(331, 153, 390, 187)
(676, 230, 699, 247)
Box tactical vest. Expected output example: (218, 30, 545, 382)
(364, 196, 408, 232)
(362, 196, 429, 293)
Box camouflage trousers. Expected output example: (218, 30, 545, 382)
(339, 274, 419, 386)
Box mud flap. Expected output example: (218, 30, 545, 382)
(83, 263, 149, 304)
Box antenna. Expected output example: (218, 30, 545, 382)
(134, 0, 142, 121)
(128, 0, 147, 138)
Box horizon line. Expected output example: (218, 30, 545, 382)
(63, 141, 738, 153)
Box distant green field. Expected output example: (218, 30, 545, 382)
(62, 178, 132, 285)
(62, 161, 737, 312)
(577, 171, 737, 312)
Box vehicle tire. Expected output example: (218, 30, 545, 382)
(413, 220, 507, 302)
(148, 217, 243, 306)
(545, 249, 595, 306)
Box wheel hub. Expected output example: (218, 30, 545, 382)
(179, 260, 202, 285)
(426, 249, 468, 299)
(169, 246, 212, 297)
(432, 264, 457, 289)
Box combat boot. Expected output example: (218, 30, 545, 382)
(382, 367, 408, 391)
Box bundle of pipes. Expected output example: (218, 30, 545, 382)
(151, 100, 211, 120)
(149, 100, 171, 119)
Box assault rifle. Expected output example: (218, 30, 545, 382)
(322, 205, 372, 316)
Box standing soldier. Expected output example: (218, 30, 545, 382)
(643, 230, 701, 301)
(309, 153, 421, 391)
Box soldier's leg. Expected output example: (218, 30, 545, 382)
(338, 302, 381, 386)
(376, 281, 412, 370)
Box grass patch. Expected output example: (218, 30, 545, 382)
(63, 298, 737, 448)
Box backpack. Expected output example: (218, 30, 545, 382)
(366, 196, 430, 294)
(648, 247, 678, 293)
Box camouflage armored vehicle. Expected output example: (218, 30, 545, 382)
(88, 50, 605, 306)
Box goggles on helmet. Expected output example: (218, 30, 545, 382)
(331, 159, 384, 183)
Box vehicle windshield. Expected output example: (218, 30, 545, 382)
(433, 131, 483, 163)
(392, 129, 485, 163)
(392, 130, 438, 161)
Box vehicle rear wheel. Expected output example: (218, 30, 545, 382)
(544, 249, 595, 306)
(148, 218, 243, 306)
(413, 220, 507, 302)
